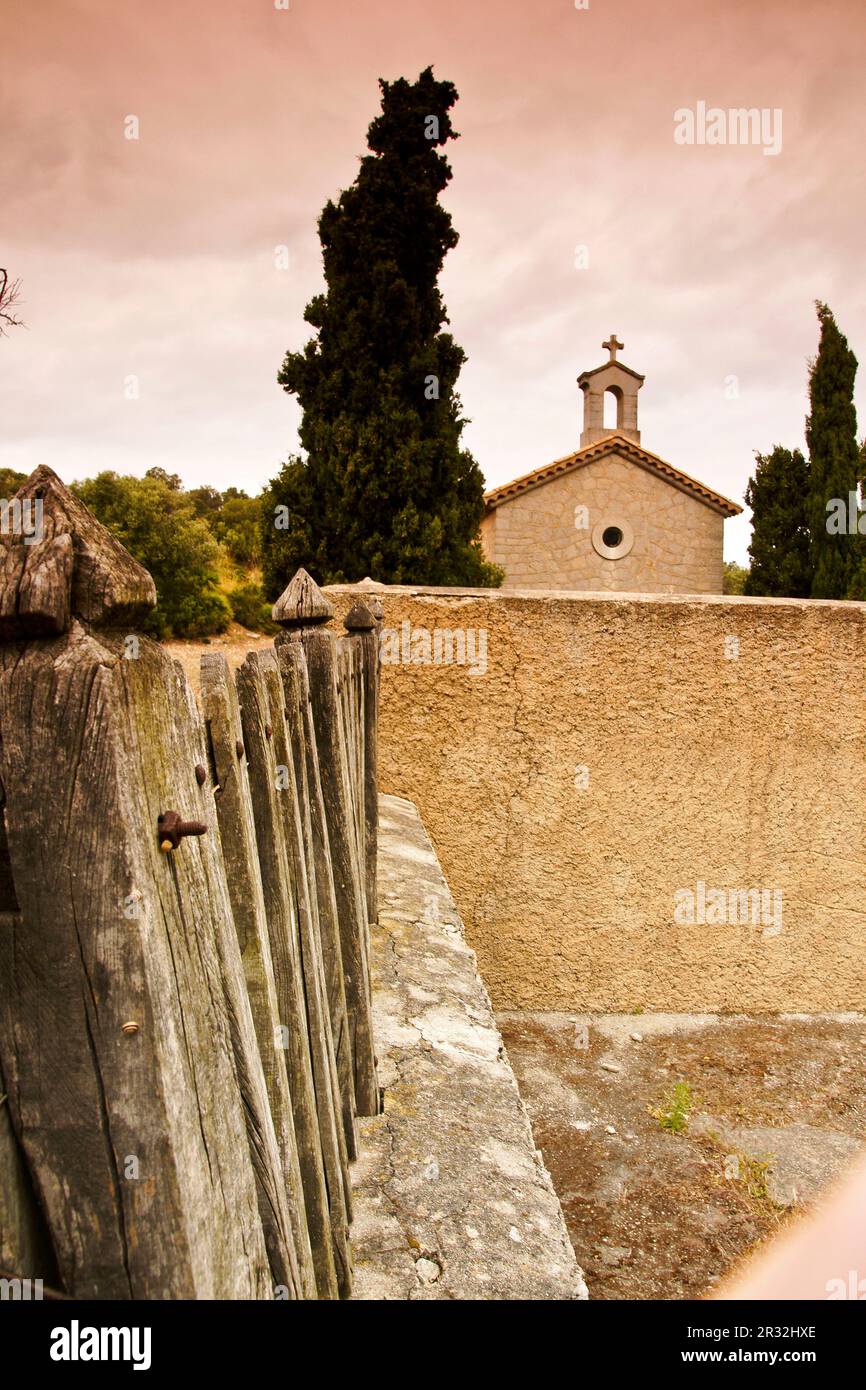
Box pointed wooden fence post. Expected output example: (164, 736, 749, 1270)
(236, 649, 352, 1298)
(273, 571, 379, 1117)
(258, 651, 354, 1276)
(277, 639, 358, 1159)
(200, 652, 317, 1299)
(0, 466, 286, 1298)
(343, 600, 380, 930)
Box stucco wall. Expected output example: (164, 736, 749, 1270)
(481, 449, 726, 593)
(328, 583, 866, 1013)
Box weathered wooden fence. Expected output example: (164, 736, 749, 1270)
(0, 466, 380, 1299)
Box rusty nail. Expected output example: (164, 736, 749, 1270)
(195, 763, 207, 786)
(122, 1021, 140, 1036)
(265, 723, 273, 740)
(235, 740, 244, 759)
(157, 810, 208, 852)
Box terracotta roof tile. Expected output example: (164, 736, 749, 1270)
(483, 434, 742, 518)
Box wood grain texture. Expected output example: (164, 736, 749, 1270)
(0, 1050, 59, 1287)
(277, 640, 357, 1160)
(200, 652, 317, 1299)
(236, 650, 341, 1299)
(173, 661, 306, 1301)
(0, 467, 155, 640)
(290, 628, 378, 1116)
(336, 641, 364, 879)
(259, 654, 354, 1271)
(350, 622, 380, 928)
(272, 568, 334, 628)
(0, 625, 271, 1297)
(0, 501, 382, 1298)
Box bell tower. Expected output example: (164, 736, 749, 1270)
(577, 335, 645, 447)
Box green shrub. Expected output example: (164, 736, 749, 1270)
(0, 467, 27, 497)
(227, 582, 278, 634)
(73, 471, 231, 638)
(214, 495, 262, 567)
(722, 561, 749, 595)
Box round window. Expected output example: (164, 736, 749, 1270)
(591, 518, 634, 560)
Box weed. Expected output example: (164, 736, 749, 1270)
(650, 1081, 695, 1134)
(737, 1152, 775, 1202)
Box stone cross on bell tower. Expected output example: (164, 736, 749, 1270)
(577, 335, 645, 447)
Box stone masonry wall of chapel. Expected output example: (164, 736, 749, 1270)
(484, 451, 725, 594)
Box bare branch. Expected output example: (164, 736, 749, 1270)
(0, 269, 25, 336)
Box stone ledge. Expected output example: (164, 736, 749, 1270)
(325, 581, 866, 611)
(350, 793, 587, 1300)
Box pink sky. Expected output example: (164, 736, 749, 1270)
(4, 0, 866, 564)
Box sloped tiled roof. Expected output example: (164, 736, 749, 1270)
(484, 434, 742, 518)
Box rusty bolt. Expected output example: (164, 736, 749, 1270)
(157, 810, 208, 852)
(235, 740, 245, 760)
(194, 763, 207, 786)
(121, 1021, 140, 1036)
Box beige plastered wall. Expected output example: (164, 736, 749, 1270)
(328, 583, 866, 1012)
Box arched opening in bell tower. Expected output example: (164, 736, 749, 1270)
(603, 385, 623, 432)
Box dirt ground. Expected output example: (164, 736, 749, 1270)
(497, 1011, 866, 1300)
(163, 628, 272, 699)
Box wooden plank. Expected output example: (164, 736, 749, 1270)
(199, 653, 317, 1299)
(0, 1050, 59, 1290)
(343, 603, 380, 928)
(174, 666, 308, 1300)
(350, 644, 367, 876)
(336, 640, 364, 876)
(259, 656, 353, 1225)
(290, 627, 379, 1116)
(0, 623, 272, 1298)
(277, 641, 358, 1161)
(236, 650, 348, 1298)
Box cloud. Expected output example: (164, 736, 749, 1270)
(3, 0, 865, 564)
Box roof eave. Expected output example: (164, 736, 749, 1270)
(577, 363, 646, 385)
(483, 435, 742, 518)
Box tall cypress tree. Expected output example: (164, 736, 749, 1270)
(744, 446, 811, 597)
(806, 302, 860, 598)
(262, 67, 501, 592)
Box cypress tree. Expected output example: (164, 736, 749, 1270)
(744, 446, 811, 597)
(806, 302, 860, 598)
(262, 67, 501, 592)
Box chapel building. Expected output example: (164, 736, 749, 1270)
(479, 336, 741, 594)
